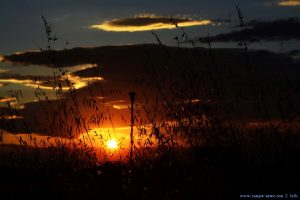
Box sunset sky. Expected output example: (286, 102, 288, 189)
(1, 2, 300, 197)
(1, 0, 300, 141)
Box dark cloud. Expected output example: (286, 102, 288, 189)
(107, 16, 190, 26)
(2, 49, 93, 67)
(195, 18, 300, 43)
(2, 44, 300, 82)
(2, 45, 171, 80)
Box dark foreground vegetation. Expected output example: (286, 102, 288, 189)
(1, 128, 300, 200)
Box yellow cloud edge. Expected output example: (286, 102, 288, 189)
(278, 0, 300, 6)
(91, 20, 213, 32)
(0, 75, 103, 91)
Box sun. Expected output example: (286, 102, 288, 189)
(107, 139, 118, 149)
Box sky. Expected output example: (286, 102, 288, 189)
(0, 0, 300, 54)
(0, 0, 300, 141)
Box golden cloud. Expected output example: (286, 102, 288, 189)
(90, 15, 213, 32)
(278, 0, 300, 6)
(0, 75, 102, 91)
(113, 104, 128, 110)
(0, 96, 17, 103)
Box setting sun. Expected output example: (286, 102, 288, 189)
(107, 139, 118, 149)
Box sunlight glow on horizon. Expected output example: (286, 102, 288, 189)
(0, 124, 186, 162)
(91, 19, 213, 32)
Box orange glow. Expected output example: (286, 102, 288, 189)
(80, 127, 130, 147)
(278, 0, 300, 6)
(91, 19, 213, 32)
(0, 55, 4, 62)
(0, 96, 17, 103)
(1, 124, 185, 162)
(107, 139, 118, 149)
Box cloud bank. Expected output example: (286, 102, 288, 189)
(0, 73, 101, 90)
(1, 45, 300, 138)
(196, 18, 300, 43)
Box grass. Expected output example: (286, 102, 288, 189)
(1, 9, 300, 199)
(1, 130, 299, 199)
